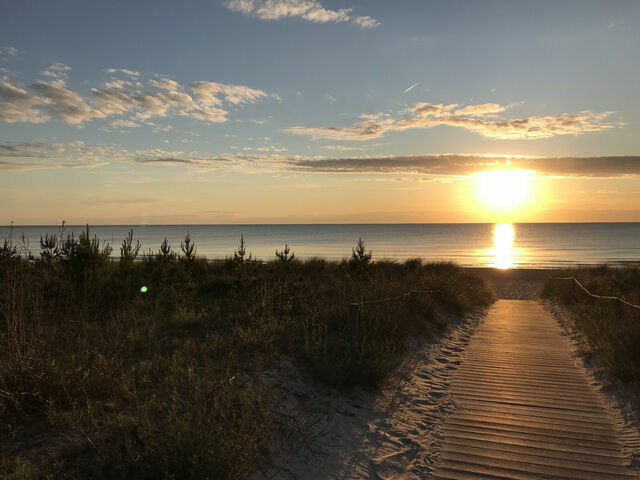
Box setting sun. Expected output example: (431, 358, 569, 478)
(476, 170, 531, 209)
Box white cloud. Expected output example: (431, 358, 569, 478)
(286, 101, 620, 141)
(224, 0, 379, 28)
(352, 15, 380, 28)
(40, 62, 71, 81)
(190, 81, 267, 106)
(105, 68, 140, 77)
(0, 46, 18, 59)
(323, 145, 365, 151)
(454, 103, 506, 116)
(111, 118, 141, 128)
(0, 66, 272, 126)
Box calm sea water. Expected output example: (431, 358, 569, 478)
(1, 223, 639, 268)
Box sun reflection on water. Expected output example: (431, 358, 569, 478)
(493, 223, 515, 269)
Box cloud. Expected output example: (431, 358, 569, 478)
(190, 81, 267, 106)
(0, 140, 114, 170)
(288, 154, 640, 178)
(454, 103, 506, 116)
(40, 62, 71, 81)
(224, 0, 379, 28)
(3, 139, 639, 180)
(105, 68, 140, 77)
(352, 15, 380, 28)
(110, 118, 141, 128)
(32, 79, 104, 124)
(0, 66, 272, 126)
(286, 101, 620, 141)
(0, 76, 49, 123)
(0, 46, 18, 59)
(323, 145, 365, 151)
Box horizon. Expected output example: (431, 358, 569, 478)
(5, 220, 640, 227)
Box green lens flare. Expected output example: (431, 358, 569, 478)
(140, 286, 148, 293)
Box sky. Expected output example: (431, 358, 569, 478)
(1, 0, 639, 224)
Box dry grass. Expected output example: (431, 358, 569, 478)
(541, 265, 640, 383)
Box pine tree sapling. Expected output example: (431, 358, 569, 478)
(181, 232, 196, 260)
(120, 229, 141, 264)
(233, 235, 251, 263)
(349, 237, 372, 268)
(275, 245, 295, 263)
(158, 237, 173, 259)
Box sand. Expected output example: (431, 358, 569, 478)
(253, 309, 487, 479)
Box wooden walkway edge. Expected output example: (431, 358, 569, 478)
(433, 300, 638, 479)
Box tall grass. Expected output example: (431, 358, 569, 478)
(0, 229, 493, 479)
(541, 265, 640, 383)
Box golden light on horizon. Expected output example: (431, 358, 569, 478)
(475, 170, 531, 209)
(493, 222, 515, 269)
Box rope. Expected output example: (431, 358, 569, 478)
(355, 289, 443, 307)
(552, 276, 640, 310)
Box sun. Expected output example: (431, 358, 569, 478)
(475, 170, 531, 209)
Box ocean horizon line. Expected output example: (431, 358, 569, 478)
(6, 221, 640, 228)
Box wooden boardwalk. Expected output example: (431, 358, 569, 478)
(433, 300, 637, 479)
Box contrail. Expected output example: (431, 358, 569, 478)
(402, 81, 420, 94)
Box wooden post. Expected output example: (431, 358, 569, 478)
(349, 303, 360, 349)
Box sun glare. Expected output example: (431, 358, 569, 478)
(493, 223, 515, 269)
(476, 170, 530, 209)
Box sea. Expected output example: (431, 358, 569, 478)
(1, 223, 639, 269)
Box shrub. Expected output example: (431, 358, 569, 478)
(180, 232, 196, 260)
(120, 229, 141, 265)
(275, 244, 295, 263)
(233, 235, 251, 264)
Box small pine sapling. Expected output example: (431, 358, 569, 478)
(181, 232, 196, 260)
(275, 244, 295, 263)
(234, 235, 252, 263)
(120, 229, 141, 264)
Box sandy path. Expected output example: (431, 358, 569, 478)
(432, 300, 637, 479)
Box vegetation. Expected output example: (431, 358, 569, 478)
(541, 265, 640, 383)
(0, 228, 493, 479)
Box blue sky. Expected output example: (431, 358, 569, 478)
(1, 0, 639, 223)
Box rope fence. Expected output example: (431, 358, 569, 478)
(348, 289, 444, 347)
(552, 276, 640, 310)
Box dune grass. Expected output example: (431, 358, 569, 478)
(0, 228, 493, 479)
(541, 265, 640, 384)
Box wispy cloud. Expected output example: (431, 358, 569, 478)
(288, 155, 640, 178)
(286, 101, 620, 141)
(0, 140, 113, 169)
(224, 0, 380, 28)
(3, 140, 639, 179)
(323, 145, 365, 151)
(0, 75, 50, 123)
(0, 65, 272, 125)
(0, 46, 18, 59)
